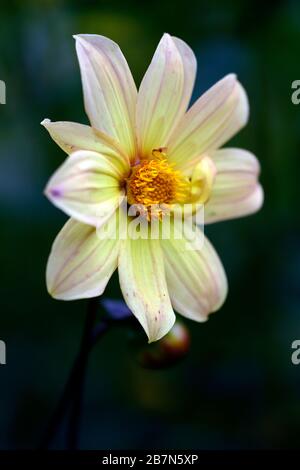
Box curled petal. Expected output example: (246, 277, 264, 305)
(74, 34, 137, 159)
(47, 216, 120, 300)
(190, 155, 217, 203)
(167, 74, 249, 173)
(170, 156, 216, 219)
(205, 148, 263, 223)
(137, 34, 196, 157)
(161, 221, 227, 321)
(45, 150, 125, 227)
(118, 237, 176, 342)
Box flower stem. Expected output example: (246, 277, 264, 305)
(39, 298, 109, 449)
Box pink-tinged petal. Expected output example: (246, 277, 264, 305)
(46, 216, 119, 300)
(205, 148, 263, 223)
(171, 35, 197, 111)
(45, 150, 125, 227)
(118, 237, 176, 343)
(41, 119, 130, 171)
(136, 34, 196, 157)
(167, 74, 249, 173)
(206, 183, 264, 224)
(74, 34, 137, 159)
(161, 221, 227, 321)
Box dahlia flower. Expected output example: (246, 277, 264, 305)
(43, 33, 263, 342)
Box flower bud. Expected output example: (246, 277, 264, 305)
(131, 321, 190, 369)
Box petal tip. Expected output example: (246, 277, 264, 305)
(236, 81, 250, 126)
(146, 313, 176, 344)
(44, 184, 63, 201)
(254, 184, 264, 212)
(162, 32, 172, 40)
(73, 34, 88, 49)
(211, 281, 228, 313)
(47, 286, 56, 299)
(227, 72, 237, 81)
(47, 284, 66, 301)
(46, 271, 58, 299)
(73, 34, 83, 41)
(41, 118, 51, 127)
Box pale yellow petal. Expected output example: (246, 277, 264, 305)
(41, 119, 130, 172)
(167, 74, 249, 173)
(205, 148, 263, 223)
(47, 216, 119, 300)
(45, 150, 125, 227)
(171, 35, 197, 111)
(118, 237, 175, 342)
(161, 221, 227, 321)
(74, 34, 137, 159)
(136, 34, 195, 157)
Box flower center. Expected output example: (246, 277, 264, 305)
(127, 151, 186, 211)
(125, 149, 216, 220)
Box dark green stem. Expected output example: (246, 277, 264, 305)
(39, 298, 109, 449)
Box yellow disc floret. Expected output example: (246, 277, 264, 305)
(126, 149, 216, 220)
(127, 151, 187, 213)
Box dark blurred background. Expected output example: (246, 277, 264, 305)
(1, 0, 300, 450)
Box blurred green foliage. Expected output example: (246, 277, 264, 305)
(0, 0, 300, 449)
